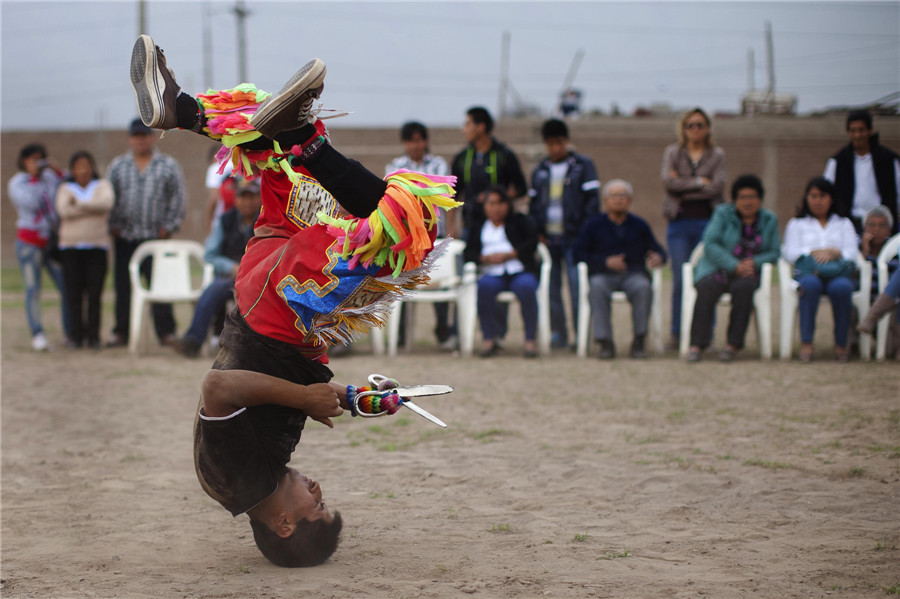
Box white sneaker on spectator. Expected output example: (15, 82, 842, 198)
(32, 332, 50, 352)
(439, 335, 458, 352)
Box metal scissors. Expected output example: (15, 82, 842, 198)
(353, 374, 452, 428)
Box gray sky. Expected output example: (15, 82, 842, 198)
(2, 0, 898, 131)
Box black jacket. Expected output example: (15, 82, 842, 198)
(463, 212, 540, 274)
(831, 133, 899, 233)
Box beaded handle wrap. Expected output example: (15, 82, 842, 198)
(347, 385, 401, 417)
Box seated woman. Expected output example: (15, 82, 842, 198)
(464, 186, 540, 358)
(782, 177, 860, 362)
(686, 174, 780, 362)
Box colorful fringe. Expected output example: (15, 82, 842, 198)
(197, 84, 302, 184)
(317, 170, 461, 278)
(311, 237, 453, 347)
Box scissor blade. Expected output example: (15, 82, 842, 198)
(393, 384, 454, 398)
(401, 400, 447, 428)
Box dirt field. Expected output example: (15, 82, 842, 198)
(2, 292, 899, 598)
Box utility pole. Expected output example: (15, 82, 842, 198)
(203, 2, 213, 88)
(137, 0, 146, 34)
(747, 48, 755, 91)
(234, 0, 249, 83)
(498, 31, 510, 121)
(765, 20, 775, 107)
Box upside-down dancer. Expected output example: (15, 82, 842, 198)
(129, 35, 459, 566)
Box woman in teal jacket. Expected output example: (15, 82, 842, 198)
(687, 175, 780, 362)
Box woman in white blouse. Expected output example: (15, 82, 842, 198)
(463, 186, 540, 358)
(782, 177, 859, 362)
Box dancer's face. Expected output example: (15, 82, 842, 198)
(282, 469, 332, 528)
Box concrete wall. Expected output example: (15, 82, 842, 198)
(3, 115, 898, 267)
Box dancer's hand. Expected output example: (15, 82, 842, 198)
(303, 383, 344, 428)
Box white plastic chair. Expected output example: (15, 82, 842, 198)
(575, 263, 664, 358)
(128, 240, 214, 356)
(385, 239, 476, 357)
(874, 234, 900, 361)
(778, 255, 871, 360)
(678, 242, 774, 359)
(461, 243, 552, 356)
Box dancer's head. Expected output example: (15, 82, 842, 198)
(248, 468, 342, 567)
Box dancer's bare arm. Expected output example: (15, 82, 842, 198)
(201, 369, 348, 427)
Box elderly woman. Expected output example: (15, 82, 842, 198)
(857, 206, 899, 352)
(574, 179, 666, 359)
(464, 185, 540, 358)
(686, 175, 780, 362)
(661, 108, 727, 347)
(7, 143, 71, 351)
(56, 150, 115, 349)
(782, 177, 859, 362)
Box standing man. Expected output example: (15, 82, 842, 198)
(451, 106, 527, 236)
(386, 121, 456, 350)
(824, 109, 900, 234)
(529, 118, 600, 349)
(106, 118, 187, 347)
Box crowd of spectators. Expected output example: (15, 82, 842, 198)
(7, 107, 899, 362)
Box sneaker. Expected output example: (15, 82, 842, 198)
(438, 335, 458, 352)
(131, 34, 180, 129)
(31, 332, 50, 352)
(250, 59, 327, 138)
(171, 336, 201, 358)
(718, 348, 735, 363)
(686, 349, 701, 363)
(106, 334, 127, 348)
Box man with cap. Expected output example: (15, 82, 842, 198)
(106, 118, 187, 347)
(174, 178, 262, 357)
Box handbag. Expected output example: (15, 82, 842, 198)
(793, 254, 856, 280)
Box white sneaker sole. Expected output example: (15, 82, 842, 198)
(131, 34, 167, 128)
(250, 58, 326, 136)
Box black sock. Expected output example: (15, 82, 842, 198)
(175, 92, 202, 130)
(274, 124, 318, 147)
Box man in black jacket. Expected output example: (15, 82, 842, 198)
(451, 106, 527, 236)
(529, 119, 600, 348)
(824, 109, 900, 234)
(175, 179, 261, 357)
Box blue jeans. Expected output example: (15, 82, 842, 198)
(15, 239, 71, 338)
(183, 277, 235, 344)
(882, 269, 900, 324)
(667, 219, 708, 338)
(546, 236, 579, 345)
(797, 274, 854, 347)
(477, 272, 539, 341)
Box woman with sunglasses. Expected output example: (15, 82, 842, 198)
(660, 107, 727, 349)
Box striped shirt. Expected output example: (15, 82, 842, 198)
(107, 150, 187, 241)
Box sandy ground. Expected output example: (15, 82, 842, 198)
(2, 293, 899, 599)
